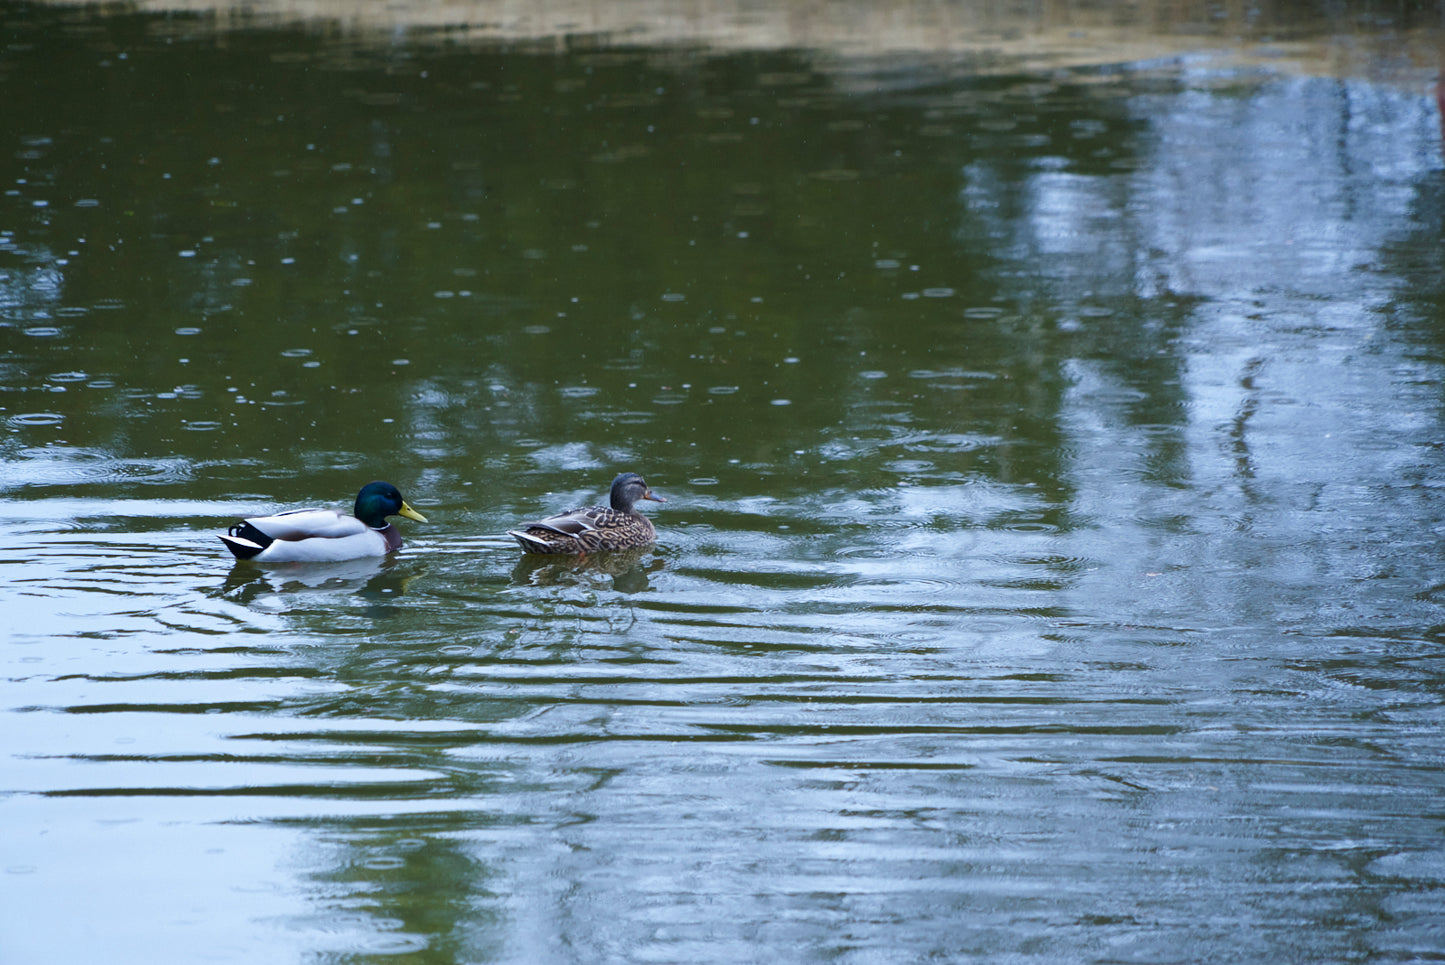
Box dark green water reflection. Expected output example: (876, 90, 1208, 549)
(3, 3, 1445, 964)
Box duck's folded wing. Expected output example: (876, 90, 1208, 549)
(519, 510, 600, 537)
(247, 508, 367, 541)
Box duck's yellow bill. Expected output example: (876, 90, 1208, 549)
(399, 501, 428, 523)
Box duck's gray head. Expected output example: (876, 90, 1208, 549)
(609, 472, 665, 511)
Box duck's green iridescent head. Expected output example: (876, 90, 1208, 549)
(354, 481, 427, 529)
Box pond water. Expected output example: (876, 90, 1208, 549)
(4, 2, 1445, 962)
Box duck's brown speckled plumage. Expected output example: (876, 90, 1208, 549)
(509, 472, 665, 555)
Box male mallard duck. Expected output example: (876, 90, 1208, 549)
(508, 471, 665, 555)
(220, 481, 427, 563)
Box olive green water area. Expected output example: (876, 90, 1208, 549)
(4, 3, 1445, 963)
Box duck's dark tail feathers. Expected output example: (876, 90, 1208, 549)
(220, 521, 274, 560)
(508, 529, 573, 555)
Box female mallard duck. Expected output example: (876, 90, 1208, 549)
(508, 472, 665, 555)
(220, 481, 427, 562)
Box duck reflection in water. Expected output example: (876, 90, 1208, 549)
(220, 555, 421, 607)
(510, 545, 663, 593)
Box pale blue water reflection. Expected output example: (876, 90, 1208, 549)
(4, 2, 1445, 964)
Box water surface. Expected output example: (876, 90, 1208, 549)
(3, 3, 1445, 963)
